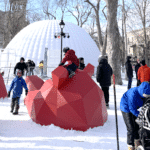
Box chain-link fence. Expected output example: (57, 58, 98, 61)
(1, 66, 57, 84)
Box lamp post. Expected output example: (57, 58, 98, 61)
(54, 20, 70, 62)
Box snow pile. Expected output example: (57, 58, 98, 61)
(0, 74, 137, 150)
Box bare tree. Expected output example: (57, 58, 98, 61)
(104, 0, 122, 85)
(85, 0, 104, 53)
(127, 0, 150, 65)
(65, 0, 92, 27)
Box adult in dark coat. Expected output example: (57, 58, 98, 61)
(14, 57, 27, 76)
(125, 56, 133, 90)
(135, 60, 141, 86)
(96, 57, 113, 107)
(25, 60, 32, 76)
(78, 57, 85, 70)
(30, 60, 35, 75)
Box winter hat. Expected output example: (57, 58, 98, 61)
(79, 57, 84, 62)
(16, 69, 22, 77)
(63, 47, 70, 53)
(20, 57, 25, 62)
(138, 82, 150, 98)
(140, 60, 146, 66)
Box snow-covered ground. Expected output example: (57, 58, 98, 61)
(0, 73, 137, 150)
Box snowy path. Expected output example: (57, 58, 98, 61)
(0, 76, 137, 150)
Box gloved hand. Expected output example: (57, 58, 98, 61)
(8, 91, 11, 97)
(59, 62, 64, 66)
(25, 90, 28, 96)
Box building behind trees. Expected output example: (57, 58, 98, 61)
(0, 0, 28, 49)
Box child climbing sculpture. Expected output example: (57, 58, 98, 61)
(59, 47, 79, 78)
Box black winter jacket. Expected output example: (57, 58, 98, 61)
(96, 58, 113, 87)
(135, 63, 141, 79)
(78, 63, 85, 70)
(14, 62, 27, 75)
(125, 57, 133, 78)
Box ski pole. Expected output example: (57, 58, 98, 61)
(113, 74, 120, 150)
(7, 63, 11, 85)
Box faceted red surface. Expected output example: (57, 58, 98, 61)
(25, 75, 44, 91)
(24, 64, 108, 131)
(0, 73, 7, 99)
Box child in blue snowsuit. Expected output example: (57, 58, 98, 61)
(120, 82, 150, 150)
(8, 69, 28, 115)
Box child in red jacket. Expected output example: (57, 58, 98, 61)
(59, 47, 79, 78)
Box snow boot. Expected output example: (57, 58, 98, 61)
(69, 71, 76, 78)
(13, 98, 19, 115)
(106, 103, 109, 109)
(134, 139, 141, 150)
(128, 145, 135, 150)
(10, 98, 15, 113)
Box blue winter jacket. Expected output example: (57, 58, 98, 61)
(8, 76, 28, 98)
(120, 82, 150, 117)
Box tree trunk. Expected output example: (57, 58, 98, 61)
(105, 0, 122, 85)
(95, 8, 103, 52)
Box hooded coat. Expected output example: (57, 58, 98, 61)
(96, 58, 113, 87)
(137, 64, 150, 83)
(8, 76, 28, 98)
(125, 56, 133, 78)
(61, 50, 79, 67)
(120, 82, 150, 117)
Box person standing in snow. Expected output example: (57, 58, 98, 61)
(7, 69, 28, 115)
(125, 56, 133, 90)
(26, 60, 32, 76)
(120, 82, 150, 150)
(137, 59, 150, 85)
(14, 57, 27, 76)
(30, 60, 35, 75)
(59, 47, 79, 78)
(39, 60, 44, 76)
(135, 60, 141, 86)
(78, 57, 85, 70)
(96, 56, 113, 108)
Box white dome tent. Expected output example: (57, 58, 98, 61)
(1, 20, 100, 77)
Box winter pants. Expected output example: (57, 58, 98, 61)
(101, 86, 109, 104)
(66, 63, 78, 75)
(30, 68, 34, 75)
(121, 111, 139, 146)
(40, 68, 43, 76)
(11, 97, 20, 113)
(128, 77, 132, 90)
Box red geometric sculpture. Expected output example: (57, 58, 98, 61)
(83, 63, 95, 77)
(24, 64, 108, 131)
(25, 75, 44, 92)
(0, 73, 7, 99)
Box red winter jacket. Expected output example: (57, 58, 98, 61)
(61, 50, 79, 67)
(137, 64, 150, 83)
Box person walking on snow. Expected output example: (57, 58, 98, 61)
(135, 60, 141, 86)
(120, 82, 150, 150)
(125, 56, 133, 90)
(96, 56, 113, 108)
(7, 69, 28, 115)
(59, 47, 79, 78)
(14, 57, 27, 76)
(137, 59, 150, 85)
